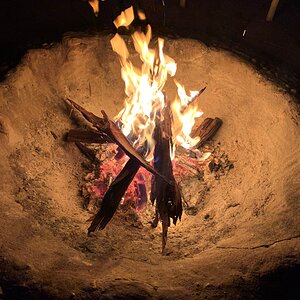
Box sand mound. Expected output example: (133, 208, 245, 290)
(0, 33, 299, 299)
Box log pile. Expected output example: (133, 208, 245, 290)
(66, 98, 222, 252)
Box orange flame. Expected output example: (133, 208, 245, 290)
(111, 25, 203, 156)
(88, 0, 99, 16)
(114, 6, 134, 28)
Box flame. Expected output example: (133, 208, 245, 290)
(137, 9, 146, 21)
(114, 6, 134, 28)
(172, 99, 203, 149)
(172, 81, 203, 149)
(111, 25, 203, 156)
(88, 0, 99, 16)
(174, 80, 200, 108)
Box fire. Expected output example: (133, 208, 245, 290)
(88, 0, 99, 16)
(172, 100, 202, 149)
(111, 12, 203, 157)
(114, 6, 134, 29)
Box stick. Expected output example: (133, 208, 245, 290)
(66, 98, 171, 184)
(191, 117, 223, 147)
(67, 98, 104, 126)
(88, 146, 146, 232)
(88, 157, 141, 232)
(67, 129, 112, 144)
(151, 97, 183, 253)
(180, 86, 206, 113)
(266, 0, 280, 22)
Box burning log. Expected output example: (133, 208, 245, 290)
(88, 147, 146, 232)
(66, 99, 178, 241)
(66, 99, 222, 252)
(151, 98, 183, 253)
(67, 129, 112, 144)
(192, 117, 223, 147)
(67, 98, 170, 184)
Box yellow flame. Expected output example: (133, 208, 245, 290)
(114, 6, 134, 28)
(110, 34, 129, 60)
(88, 0, 99, 16)
(172, 99, 203, 149)
(111, 25, 203, 156)
(137, 9, 146, 20)
(174, 80, 200, 107)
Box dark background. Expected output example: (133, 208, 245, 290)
(0, 0, 133, 77)
(0, 0, 299, 93)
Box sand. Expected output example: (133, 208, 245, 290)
(0, 33, 299, 299)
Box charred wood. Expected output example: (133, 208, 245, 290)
(66, 98, 170, 184)
(151, 98, 183, 252)
(67, 98, 103, 126)
(88, 147, 146, 233)
(180, 86, 206, 113)
(192, 117, 223, 147)
(67, 129, 112, 144)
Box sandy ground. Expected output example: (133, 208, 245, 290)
(0, 33, 299, 299)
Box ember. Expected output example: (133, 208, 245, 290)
(66, 15, 223, 251)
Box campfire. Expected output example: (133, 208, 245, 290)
(66, 24, 222, 252)
(1, 12, 299, 297)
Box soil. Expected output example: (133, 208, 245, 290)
(0, 33, 299, 299)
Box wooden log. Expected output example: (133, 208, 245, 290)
(191, 117, 213, 137)
(191, 117, 223, 147)
(67, 129, 111, 144)
(180, 86, 206, 114)
(66, 98, 171, 185)
(88, 155, 142, 232)
(151, 97, 183, 252)
(67, 98, 103, 126)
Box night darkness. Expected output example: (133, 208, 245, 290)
(0, 0, 133, 77)
(0, 0, 300, 93)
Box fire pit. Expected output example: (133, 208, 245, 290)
(0, 32, 299, 299)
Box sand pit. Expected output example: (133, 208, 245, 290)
(0, 33, 299, 299)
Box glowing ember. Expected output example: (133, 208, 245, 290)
(82, 145, 212, 212)
(86, 147, 150, 211)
